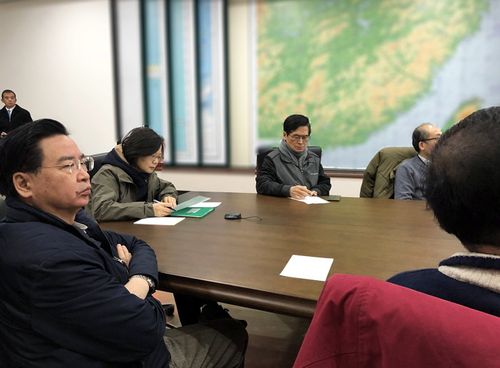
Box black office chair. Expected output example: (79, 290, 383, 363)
(256, 145, 322, 174)
(0, 195, 6, 221)
(88, 153, 108, 179)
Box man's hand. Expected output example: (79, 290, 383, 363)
(153, 202, 173, 217)
(162, 196, 177, 209)
(116, 243, 132, 268)
(290, 185, 313, 199)
(117, 244, 150, 299)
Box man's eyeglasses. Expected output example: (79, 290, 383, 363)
(288, 134, 310, 142)
(42, 156, 94, 174)
(421, 136, 440, 143)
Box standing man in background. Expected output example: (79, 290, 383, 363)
(0, 89, 33, 137)
(394, 123, 441, 200)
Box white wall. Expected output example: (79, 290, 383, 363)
(0, 0, 116, 155)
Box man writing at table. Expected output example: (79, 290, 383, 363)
(0, 119, 247, 367)
(256, 114, 331, 199)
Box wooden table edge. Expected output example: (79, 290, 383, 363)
(158, 274, 317, 318)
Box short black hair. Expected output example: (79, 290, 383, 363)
(411, 123, 432, 152)
(283, 114, 311, 135)
(1, 89, 16, 99)
(121, 127, 164, 166)
(426, 106, 500, 250)
(0, 119, 68, 198)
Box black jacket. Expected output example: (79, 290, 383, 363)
(0, 104, 33, 134)
(0, 198, 169, 367)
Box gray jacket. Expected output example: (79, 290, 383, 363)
(256, 149, 331, 197)
(87, 164, 177, 221)
(394, 155, 427, 200)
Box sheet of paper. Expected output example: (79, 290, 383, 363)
(189, 202, 221, 208)
(280, 255, 334, 281)
(290, 196, 329, 204)
(134, 217, 185, 226)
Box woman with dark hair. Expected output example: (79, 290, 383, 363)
(87, 127, 177, 221)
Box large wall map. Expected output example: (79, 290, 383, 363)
(256, 0, 499, 168)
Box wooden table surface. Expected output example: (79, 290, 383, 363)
(101, 192, 461, 317)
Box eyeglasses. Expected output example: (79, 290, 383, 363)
(421, 136, 440, 143)
(288, 134, 310, 142)
(42, 156, 94, 174)
(149, 154, 163, 163)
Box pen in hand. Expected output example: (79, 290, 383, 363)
(153, 199, 175, 211)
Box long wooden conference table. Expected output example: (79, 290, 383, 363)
(101, 192, 461, 318)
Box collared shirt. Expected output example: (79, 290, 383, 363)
(418, 154, 430, 165)
(6, 107, 14, 120)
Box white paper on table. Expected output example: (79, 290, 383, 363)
(189, 202, 221, 208)
(290, 196, 329, 204)
(280, 255, 334, 281)
(134, 217, 185, 226)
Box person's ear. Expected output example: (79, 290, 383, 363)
(12, 172, 34, 199)
(283, 131, 287, 139)
(418, 140, 426, 152)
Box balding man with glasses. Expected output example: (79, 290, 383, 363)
(256, 114, 331, 199)
(394, 123, 442, 200)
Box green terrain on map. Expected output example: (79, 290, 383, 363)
(257, 0, 487, 148)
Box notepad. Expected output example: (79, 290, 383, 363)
(171, 207, 214, 218)
(290, 196, 329, 205)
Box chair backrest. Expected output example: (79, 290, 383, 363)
(294, 274, 500, 368)
(255, 146, 322, 174)
(88, 153, 108, 179)
(360, 147, 416, 198)
(0, 195, 6, 221)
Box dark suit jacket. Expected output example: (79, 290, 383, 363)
(0, 104, 33, 134)
(0, 198, 169, 367)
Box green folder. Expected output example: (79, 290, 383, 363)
(171, 207, 214, 218)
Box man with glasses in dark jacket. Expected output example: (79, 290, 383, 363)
(0, 119, 247, 368)
(256, 114, 331, 199)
